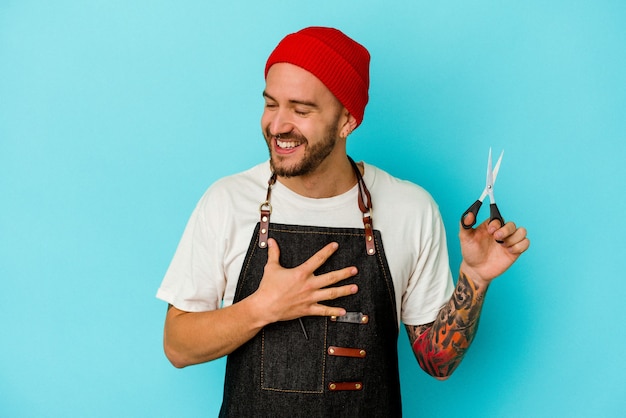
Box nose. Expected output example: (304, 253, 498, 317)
(264, 107, 294, 138)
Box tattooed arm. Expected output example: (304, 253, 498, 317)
(406, 216, 529, 379)
(405, 271, 487, 379)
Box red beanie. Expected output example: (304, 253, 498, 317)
(265, 27, 370, 127)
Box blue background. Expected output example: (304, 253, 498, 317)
(2, 1, 625, 417)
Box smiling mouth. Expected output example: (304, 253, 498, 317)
(276, 137, 302, 149)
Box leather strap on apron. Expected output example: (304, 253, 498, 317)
(258, 174, 276, 250)
(258, 157, 376, 256)
(220, 158, 401, 417)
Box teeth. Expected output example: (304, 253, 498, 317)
(277, 139, 300, 149)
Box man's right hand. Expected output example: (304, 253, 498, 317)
(251, 238, 359, 324)
(164, 238, 358, 367)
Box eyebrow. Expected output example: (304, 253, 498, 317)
(262, 91, 319, 109)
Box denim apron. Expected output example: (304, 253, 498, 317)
(219, 159, 402, 417)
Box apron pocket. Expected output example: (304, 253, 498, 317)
(261, 317, 326, 393)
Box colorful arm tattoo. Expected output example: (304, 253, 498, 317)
(405, 272, 487, 378)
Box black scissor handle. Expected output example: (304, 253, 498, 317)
(489, 203, 504, 228)
(461, 200, 482, 229)
(489, 203, 505, 243)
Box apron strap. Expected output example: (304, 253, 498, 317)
(258, 158, 376, 255)
(258, 173, 276, 249)
(348, 156, 376, 255)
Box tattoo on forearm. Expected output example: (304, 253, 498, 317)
(406, 323, 432, 346)
(407, 273, 487, 378)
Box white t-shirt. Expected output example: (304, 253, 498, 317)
(157, 161, 455, 327)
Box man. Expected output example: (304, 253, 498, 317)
(157, 27, 529, 417)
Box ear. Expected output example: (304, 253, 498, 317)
(340, 111, 358, 138)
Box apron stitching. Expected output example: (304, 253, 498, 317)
(259, 319, 329, 394)
(260, 329, 265, 389)
(271, 228, 365, 238)
(261, 387, 324, 394)
(321, 318, 328, 390)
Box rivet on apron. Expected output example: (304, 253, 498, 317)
(327, 346, 367, 358)
(327, 382, 364, 391)
(330, 312, 369, 324)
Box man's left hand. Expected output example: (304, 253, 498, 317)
(459, 213, 530, 287)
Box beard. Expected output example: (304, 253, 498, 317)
(265, 116, 341, 178)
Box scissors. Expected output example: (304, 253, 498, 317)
(461, 148, 505, 234)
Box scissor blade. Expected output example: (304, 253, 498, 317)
(486, 148, 493, 188)
(492, 150, 503, 184)
(486, 148, 503, 187)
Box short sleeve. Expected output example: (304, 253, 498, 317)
(156, 187, 229, 312)
(400, 193, 455, 326)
